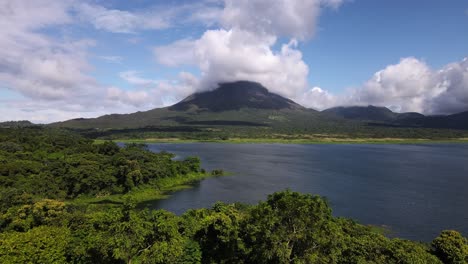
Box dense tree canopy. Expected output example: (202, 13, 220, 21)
(0, 128, 466, 263)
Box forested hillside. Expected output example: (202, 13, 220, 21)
(0, 128, 466, 263)
(0, 128, 203, 201)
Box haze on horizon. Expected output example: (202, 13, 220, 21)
(0, 0, 467, 123)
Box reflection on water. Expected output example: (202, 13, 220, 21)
(143, 143, 468, 241)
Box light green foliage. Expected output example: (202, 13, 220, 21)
(1, 199, 68, 232)
(431, 230, 468, 264)
(0, 226, 70, 264)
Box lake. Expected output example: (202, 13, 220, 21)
(143, 143, 468, 242)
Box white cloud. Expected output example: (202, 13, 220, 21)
(119, 71, 158, 87)
(0, 0, 72, 30)
(221, 0, 343, 40)
(153, 0, 343, 99)
(0, 0, 172, 123)
(428, 58, 468, 114)
(99, 55, 123, 64)
(74, 1, 225, 34)
(297, 87, 338, 111)
(116, 71, 198, 106)
(0, 0, 97, 101)
(347, 57, 436, 113)
(74, 3, 170, 33)
(154, 39, 197, 67)
(106, 87, 150, 107)
(297, 57, 468, 115)
(196, 30, 309, 98)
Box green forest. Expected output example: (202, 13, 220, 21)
(0, 128, 467, 263)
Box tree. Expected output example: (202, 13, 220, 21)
(431, 230, 468, 264)
(193, 202, 247, 263)
(243, 190, 343, 263)
(0, 226, 70, 264)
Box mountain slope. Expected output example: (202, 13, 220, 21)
(397, 110, 468, 130)
(322, 105, 468, 130)
(52, 81, 318, 130)
(50, 81, 468, 134)
(322, 106, 397, 121)
(322, 106, 424, 122)
(170, 81, 304, 111)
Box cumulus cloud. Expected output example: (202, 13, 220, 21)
(154, 0, 342, 98)
(116, 71, 198, 106)
(427, 58, 468, 114)
(0, 0, 96, 101)
(347, 57, 436, 113)
(297, 87, 338, 111)
(0, 0, 174, 123)
(221, 0, 342, 40)
(298, 57, 468, 115)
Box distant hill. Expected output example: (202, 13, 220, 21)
(397, 110, 468, 130)
(170, 81, 304, 111)
(322, 105, 468, 130)
(322, 106, 424, 122)
(0, 120, 36, 128)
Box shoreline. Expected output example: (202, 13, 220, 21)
(68, 172, 221, 210)
(95, 137, 468, 145)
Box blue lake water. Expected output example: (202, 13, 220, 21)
(143, 143, 468, 242)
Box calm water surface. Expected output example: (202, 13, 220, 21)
(143, 143, 468, 241)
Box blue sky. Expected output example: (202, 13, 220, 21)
(305, 0, 468, 92)
(0, 0, 467, 122)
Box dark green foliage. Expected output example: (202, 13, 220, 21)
(210, 169, 225, 176)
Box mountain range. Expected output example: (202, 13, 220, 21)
(50, 81, 467, 133)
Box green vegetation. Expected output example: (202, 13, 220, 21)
(0, 127, 216, 210)
(1, 127, 467, 263)
(107, 137, 468, 145)
(49, 82, 468, 142)
(1, 189, 467, 263)
(55, 107, 468, 143)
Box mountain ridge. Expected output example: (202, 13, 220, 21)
(47, 80, 468, 132)
(322, 105, 468, 130)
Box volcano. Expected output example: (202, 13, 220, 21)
(170, 81, 304, 112)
